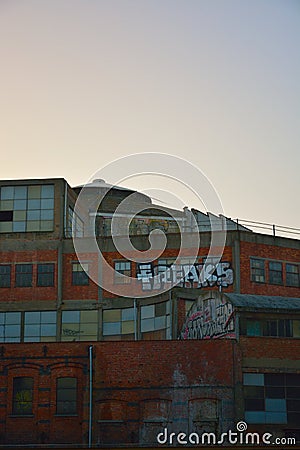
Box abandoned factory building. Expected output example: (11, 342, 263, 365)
(0, 177, 299, 446)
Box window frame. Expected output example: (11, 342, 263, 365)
(56, 377, 78, 416)
(37, 263, 55, 287)
(0, 311, 21, 342)
(114, 260, 131, 284)
(72, 263, 89, 286)
(243, 373, 300, 425)
(15, 263, 33, 288)
(24, 311, 57, 342)
(0, 264, 11, 288)
(286, 263, 299, 288)
(269, 261, 283, 285)
(250, 258, 265, 283)
(12, 377, 34, 416)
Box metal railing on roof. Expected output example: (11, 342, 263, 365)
(235, 219, 300, 239)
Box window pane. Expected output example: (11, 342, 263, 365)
(141, 305, 155, 319)
(26, 221, 41, 232)
(13, 210, 26, 221)
(5, 324, 21, 337)
(286, 374, 300, 387)
(265, 374, 285, 386)
(121, 308, 134, 321)
(246, 320, 262, 336)
(28, 185, 41, 199)
(14, 186, 27, 199)
(40, 209, 54, 220)
(25, 312, 40, 324)
(62, 311, 80, 323)
(244, 386, 264, 398)
(80, 310, 98, 323)
(1, 186, 14, 200)
(13, 222, 26, 232)
(41, 185, 54, 198)
(245, 399, 265, 411)
(243, 373, 264, 386)
(41, 311, 56, 323)
(103, 322, 121, 335)
(41, 198, 54, 209)
(27, 199, 40, 210)
(41, 323, 56, 337)
(24, 324, 40, 337)
(5, 312, 21, 324)
(27, 210, 41, 220)
(13, 200, 27, 210)
(265, 387, 285, 398)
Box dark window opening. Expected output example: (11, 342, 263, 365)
(13, 377, 33, 415)
(72, 263, 89, 286)
(56, 377, 77, 415)
(37, 263, 54, 287)
(0, 210, 13, 222)
(286, 264, 299, 288)
(15, 264, 33, 287)
(269, 261, 283, 285)
(0, 265, 11, 288)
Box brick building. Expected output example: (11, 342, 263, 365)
(0, 178, 299, 446)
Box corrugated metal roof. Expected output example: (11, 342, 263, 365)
(225, 293, 300, 310)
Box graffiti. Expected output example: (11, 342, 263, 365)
(137, 261, 234, 291)
(181, 297, 235, 340)
(62, 328, 82, 336)
(99, 216, 176, 236)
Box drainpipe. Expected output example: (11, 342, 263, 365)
(88, 345, 93, 448)
(134, 299, 137, 341)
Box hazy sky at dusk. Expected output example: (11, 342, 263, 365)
(0, 1, 299, 229)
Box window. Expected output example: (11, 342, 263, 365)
(269, 261, 283, 285)
(56, 377, 77, 415)
(0, 265, 11, 287)
(103, 308, 135, 337)
(72, 263, 89, 286)
(0, 184, 54, 233)
(244, 373, 300, 425)
(13, 377, 33, 415)
(37, 263, 54, 287)
(286, 264, 299, 287)
(114, 261, 131, 284)
(0, 312, 21, 342)
(141, 301, 171, 338)
(245, 320, 262, 336)
(250, 258, 265, 283)
(24, 311, 57, 342)
(15, 264, 33, 287)
(241, 318, 296, 338)
(61, 310, 97, 341)
(66, 206, 84, 238)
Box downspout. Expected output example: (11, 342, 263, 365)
(88, 345, 93, 448)
(134, 298, 137, 341)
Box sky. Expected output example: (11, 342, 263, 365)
(0, 0, 299, 230)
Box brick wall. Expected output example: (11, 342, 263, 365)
(239, 240, 300, 296)
(0, 340, 236, 446)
